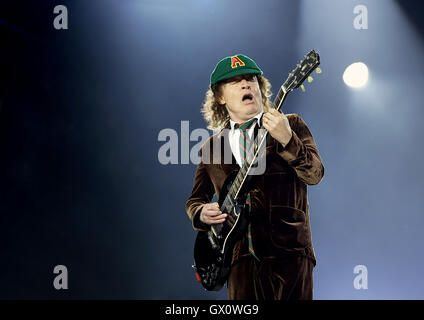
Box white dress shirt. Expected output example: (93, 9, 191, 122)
(229, 111, 263, 167)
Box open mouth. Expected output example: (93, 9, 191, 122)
(242, 93, 254, 102)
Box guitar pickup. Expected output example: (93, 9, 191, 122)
(208, 231, 220, 249)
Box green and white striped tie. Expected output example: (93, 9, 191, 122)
(234, 118, 260, 262)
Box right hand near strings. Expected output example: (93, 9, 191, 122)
(199, 202, 227, 225)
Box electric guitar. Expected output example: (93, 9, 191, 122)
(193, 50, 321, 291)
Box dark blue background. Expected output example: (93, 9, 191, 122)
(1, 0, 423, 299)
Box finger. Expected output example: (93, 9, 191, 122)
(262, 114, 274, 125)
(206, 207, 222, 214)
(269, 110, 285, 121)
(264, 112, 278, 121)
(204, 206, 223, 214)
(265, 109, 275, 116)
(206, 212, 225, 219)
(205, 202, 218, 209)
(204, 205, 220, 213)
(271, 108, 285, 116)
(206, 204, 221, 210)
(210, 216, 227, 224)
(209, 213, 227, 220)
(263, 119, 277, 132)
(263, 116, 276, 127)
(272, 111, 283, 120)
(205, 214, 227, 224)
(268, 112, 285, 125)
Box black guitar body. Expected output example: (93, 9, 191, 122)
(193, 170, 250, 291)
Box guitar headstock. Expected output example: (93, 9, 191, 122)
(282, 50, 320, 93)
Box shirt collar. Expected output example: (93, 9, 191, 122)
(230, 111, 263, 132)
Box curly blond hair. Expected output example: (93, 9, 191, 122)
(200, 74, 273, 130)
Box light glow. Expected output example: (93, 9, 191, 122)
(343, 62, 369, 88)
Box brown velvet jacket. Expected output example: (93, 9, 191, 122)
(186, 113, 324, 265)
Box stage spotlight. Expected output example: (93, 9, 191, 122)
(343, 62, 369, 88)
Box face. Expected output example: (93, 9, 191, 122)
(217, 74, 263, 123)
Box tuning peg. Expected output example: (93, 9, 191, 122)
(300, 84, 305, 92)
(307, 76, 314, 83)
(315, 67, 322, 74)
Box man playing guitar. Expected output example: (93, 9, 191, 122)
(186, 54, 324, 300)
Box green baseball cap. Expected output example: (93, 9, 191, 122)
(210, 54, 263, 86)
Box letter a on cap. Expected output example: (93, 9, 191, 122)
(231, 56, 245, 69)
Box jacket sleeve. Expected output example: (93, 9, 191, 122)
(185, 159, 215, 231)
(276, 114, 324, 185)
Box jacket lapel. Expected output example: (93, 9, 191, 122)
(215, 124, 239, 175)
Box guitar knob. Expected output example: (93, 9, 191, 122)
(194, 272, 202, 282)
